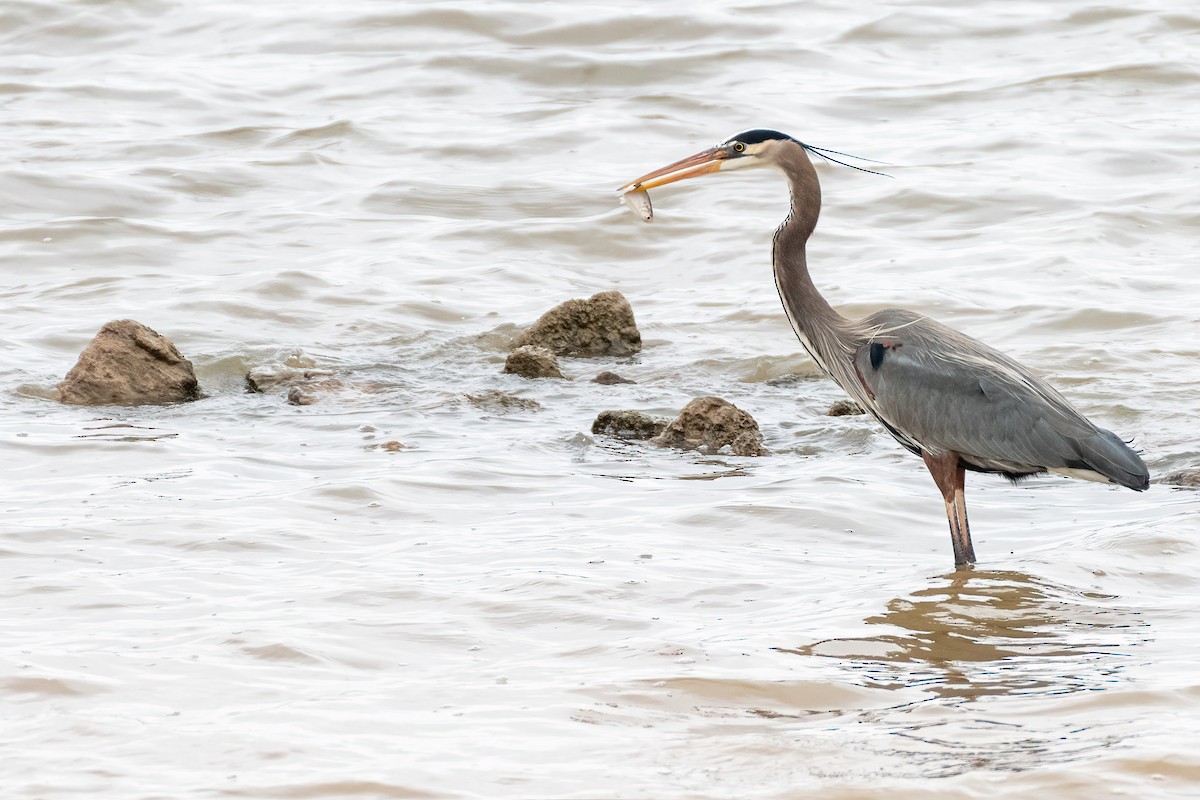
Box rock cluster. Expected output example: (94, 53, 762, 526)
(51, 296, 780, 466)
(57, 320, 198, 406)
(593, 397, 767, 456)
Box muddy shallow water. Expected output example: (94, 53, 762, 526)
(3, 1, 1199, 798)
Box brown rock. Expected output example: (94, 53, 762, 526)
(827, 399, 865, 416)
(57, 320, 198, 406)
(593, 371, 635, 385)
(1159, 469, 1200, 487)
(591, 410, 669, 440)
(513, 290, 641, 357)
(503, 345, 565, 379)
(651, 396, 768, 456)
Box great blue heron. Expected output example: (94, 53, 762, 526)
(619, 129, 1149, 568)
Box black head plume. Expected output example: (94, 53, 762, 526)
(725, 129, 794, 146)
(801, 143, 892, 177)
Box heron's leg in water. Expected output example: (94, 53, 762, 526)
(921, 450, 977, 568)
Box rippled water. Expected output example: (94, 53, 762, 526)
(4, 1, 1200, 797)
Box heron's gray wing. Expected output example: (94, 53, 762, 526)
(851, 310, 1147, 488)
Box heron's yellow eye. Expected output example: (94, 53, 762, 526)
(733, 142, 746, 153)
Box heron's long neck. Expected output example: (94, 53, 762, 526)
(772, 157, 851, 375)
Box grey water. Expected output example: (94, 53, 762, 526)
(3, 1, 1199, 797)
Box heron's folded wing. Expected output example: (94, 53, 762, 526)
(852, 317, 1098, 473)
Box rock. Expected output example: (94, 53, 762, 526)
(246, 364, 343, 404)
(465, 390, 542, 414)
(287, 387, 318, 406)
(593, 371, 636, 385)
(503, 345, 565, 379)
(827, 399, 865, 416)
(591, 410, 670, 440)
(57, 320, 199, 406)
(1159, 469, 1200, 487)
(513, 290, 641, 357)
(366, 440, 408, 453)
(651, 396, 768, 456)
(246, 365, 335, 394)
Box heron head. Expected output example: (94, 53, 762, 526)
(618, 129, 802, 193)
(717, 129, 801, 170)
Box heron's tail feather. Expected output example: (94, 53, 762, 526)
(1073, 427, 1150, 491)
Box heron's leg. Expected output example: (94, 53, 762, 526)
(949, 468, 976, 567)
(922, 450, 977, 568)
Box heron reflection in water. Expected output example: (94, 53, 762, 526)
(780, 569, 1143, 704)
(619, 130, 1149, 568)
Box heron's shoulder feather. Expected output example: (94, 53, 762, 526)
(855, 309, 1073, 411)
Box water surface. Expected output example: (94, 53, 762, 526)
(3, 1, 1199, 797)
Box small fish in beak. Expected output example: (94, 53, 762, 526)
(619, 187, 653, 222)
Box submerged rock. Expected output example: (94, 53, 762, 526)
(503, 345, 565, 379)
(465, 390, 542, 413)
(651, 396, 768, 456)
(246, 364, 343, 404)
(592, 371, 635, 385)
(58, 320, 199, 406)
(246, 365, 335, 393)
(287, 387, 318, 406)
(827, 399, 866, 416)
(565, 432, 594, 447)
(591, 410, 670, 440)
(1159, 469, 1200, 487)
(513, 290, 641, 357)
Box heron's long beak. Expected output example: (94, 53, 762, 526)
(618, 146, 727, 193)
